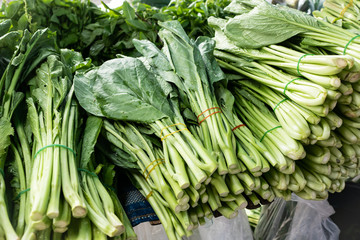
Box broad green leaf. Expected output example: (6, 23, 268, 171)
(89, 40, 105, 57)
(0, 32, 22, 60)
(80, 116, 103, 169)
(182, 108, 197, 123)
(17, 13, 29, 31)
(224, 2, 329, 48)
(60, 49, 92, 73)
(158, 22, 198, 90)
(59, 33, 78, 48)
(159, 20, 190, 43)
(99, 164, 115, 187)
(209, 16, 252, 57)
(133, 39, 180, 94)
(0, 19, 11, 36)
(122, 1, 136, 21)
(195, 36, 226, 85)
(5, 1, 22, 19)
(11, 29, 57, 88)
(80, 30, 97, 47)
(93, 58, 175, 122)
(152, 13, 172, 22)
(75, 57, 175, 122)
(133, 39, 171, 71)
(74, 68, 104, 117)
(30, 55, 64, 114)
(224, 0, 263, 15)
(125, 19, 149, 31)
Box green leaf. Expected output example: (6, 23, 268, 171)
(133, 39, 181, 94)
(0, 19, 11, 36)
(59, 33, 78, 48)
(0, 117, 14, 167)
(133, 39, 171, 71)
(0, 31, 22, 49)
(158, 21, 198, 90)
(224, 0, 263, 15)
(80, 30, 98, 47)
(215, 83, 234, 123)
(26, 98, 41, 144)
(9, 91, 24, 119)
(122, 1, 136, 21)
(17, 13, 29, 31)
(97, 134, 139, 170)
(5, 1, 22, 19)
(224, 2, 329, 48)
(11, 29, 57, 87)
(125, 19, 149, 31)
(195, 36, 226, 85)
(80, 116, 103, 169)
(60, 49, 92, 75)
(74, 68, 104, 117)
(100, 164, 115, 187)
(89, 40, 105, 57)
(152, 13, 172, 22)
(75, 57, 175, 122)
(30, 55, 65, 114)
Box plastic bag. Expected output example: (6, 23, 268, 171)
(133, 209, 253, 240)
(254, 194, 340, 240)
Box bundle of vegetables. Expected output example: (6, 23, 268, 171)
(205, 0, 360, 197)
(73, 21, 282, 239)
(0, 27, 57, 240)
(158, 0, 232, 38)
(1, 0, 161, 65)
(1, 0, 233, 66)
(77, 116, 137, 240)
(0, 21, 135, 237)
(313, 0, 360, 31)
(3, 0, 360, 239)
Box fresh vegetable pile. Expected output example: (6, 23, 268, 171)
(1, 0, 360, 239)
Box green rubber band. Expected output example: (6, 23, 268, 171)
(260, 126, 282, 142)
(344, 35, 360, 55)
(273, 99, 287, 112)
(283, 78, 302, 97)
(78, 168, 98, 178)
(15, 188, 30, 201)
(34, 144, 76, 159)
(0, 168, 4, 177)
(297, 54, 314, 76)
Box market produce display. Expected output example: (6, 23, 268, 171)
(1, 0, 360, 239)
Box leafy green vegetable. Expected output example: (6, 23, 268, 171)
(159, 0, 232, 38)
(223, 1, 329, 48)
(75, 57, 175, 122)
(79, 116, 103, 167)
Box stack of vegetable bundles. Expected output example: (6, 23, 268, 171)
(0, 28, 136, 240)
(1, 0, 360, 239)
(208, 0, 360, 200)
